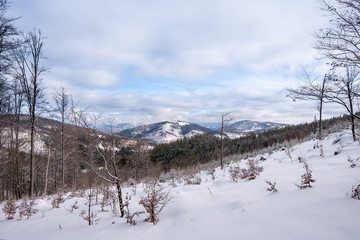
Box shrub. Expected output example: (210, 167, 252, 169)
(184, 173, 202, 185)
(228, 164, 242, 182)
(124, 193, 144, 226)
(51, 194, 65, 208)
(347, 157, 359, 168)
(295, 162, 315, 189)
(242, 158, 263, 180)
(2, 200, 18, 220)
(18, 199, 38, 220)
(265, 180, 278, 193)
(207, 168, 216, 181)
(139, 180, 172, 225)
(346, 183, 360, 200)
(81, 191, 99, 226)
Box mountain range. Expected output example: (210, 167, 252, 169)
(117, 121, 218, 144)
(115, 120, 287, 144)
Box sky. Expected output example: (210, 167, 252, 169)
(8, 0, 345, 125)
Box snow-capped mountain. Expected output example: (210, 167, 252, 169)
(116, 120, 287, 144)
(227, 120, 287, 133)
(196, 120, 287, 132)
(117, 121, 217, 144)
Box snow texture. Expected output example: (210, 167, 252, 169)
(1, 129, 360, 240)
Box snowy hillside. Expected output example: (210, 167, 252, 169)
(117, 121, 217, 144)
(228, 120, 287, 133)
(1, 129, 360, 240)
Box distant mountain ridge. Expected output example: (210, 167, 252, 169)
(116, 120, 287, 144)
(228, 120, 287, 133)
(96, 123, 136, 133)
(117, 121, 218, 144)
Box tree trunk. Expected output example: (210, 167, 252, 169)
(116, 181, 124, 217)
(29, 117, 35, 198)
(44, 144, 51, 196)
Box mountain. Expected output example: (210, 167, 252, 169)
(116, 120, 288, 144)
(117, 121, 218, 144)
(227, 120, 287, 133)
(195, 122, 222, 130)
(96, 123, 136, 133)
(196, 120, 287, 133)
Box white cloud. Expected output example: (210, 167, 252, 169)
(9, 0, 341, 125)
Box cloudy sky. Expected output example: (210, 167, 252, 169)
(9, 0, 343, 125)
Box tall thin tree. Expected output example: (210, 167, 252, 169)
(220, 112, 231, 169)
(53, 87, 70, 188)
(12, 29, 47, 197)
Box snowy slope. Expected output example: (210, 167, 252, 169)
(1, 129, 360, 240)
(228, 120, 287, 133)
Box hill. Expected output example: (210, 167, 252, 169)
(228, 120, 287, 133)
(117, 120, 218, 144)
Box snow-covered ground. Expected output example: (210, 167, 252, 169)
(1, 129, 360, 240)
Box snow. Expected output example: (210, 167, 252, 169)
(175, 120, 190, 126)
(0, 127, 47, 154)
(1, 129, 360, 240)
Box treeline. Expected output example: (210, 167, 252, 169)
(151, 115, 350, 169)
(0, 114, 156, 201)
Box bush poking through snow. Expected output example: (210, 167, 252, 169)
(207, 168, 216, 181)
(295, 162, 315, 189)
(243, 158, 264, 180)
(100, 187, 114, 212)
(228, 159, 263, 182)
(347, 157, 359, 168)
(51, 194, 65, 208)
(80, 209, 99, 226)
(18, 199, 38, 220)
(68, 201, 79, 213)
(265, 180, 278, 193)
(81, 190, 99, 225)
(346, 183, 360, 200)
(2, 200, 18, 220)
(139, 180, 172, 225)
(124, 193, 144, 226)
(184, 174, 202, 185)
(228, 164, 242, 182)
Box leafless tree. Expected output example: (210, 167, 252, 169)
(12, 29, 47, 197)
(76, 114, 126, 217)
(325, 67, 360, 141)
(53, 87, 70, 188)
(0, 0, 19, 78)
(220, 112, 232, 169)
(313, 0, 360, 68)
(286, 67, 330, 139)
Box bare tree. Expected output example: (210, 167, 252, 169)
(76, 114, 126, 218)
(0, 0, 19, 78)
(326, 67, 360, 141)
(313, 0, 360, 68)
(53, 87, 70, 188)
(220, 112, 231, 169)
(12, 29, 47, 197)
(286, 67, 330, 139)
(0, 0, 19, 200)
